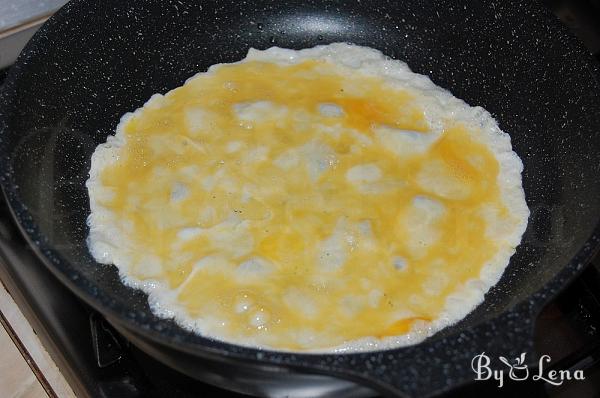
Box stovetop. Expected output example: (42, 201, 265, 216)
(1, 1, 600, 397)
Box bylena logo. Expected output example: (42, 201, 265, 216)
(471, 352, 585, 388)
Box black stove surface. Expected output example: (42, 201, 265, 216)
(1, 1, 600, 397)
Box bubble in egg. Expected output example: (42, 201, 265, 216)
(86, 43, 529, 352)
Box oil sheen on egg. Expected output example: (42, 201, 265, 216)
(86, 43, 529, 352)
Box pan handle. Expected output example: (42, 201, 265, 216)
(302, 301, 539, 398)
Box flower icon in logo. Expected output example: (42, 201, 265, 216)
(499, 353, 529, 381)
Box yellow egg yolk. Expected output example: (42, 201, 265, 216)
(99, 59, 512, 350)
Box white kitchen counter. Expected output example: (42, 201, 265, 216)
(0, 282, 75, 398)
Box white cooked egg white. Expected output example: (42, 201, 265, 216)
(86, 43, 529, 352)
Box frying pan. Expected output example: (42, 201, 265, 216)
(1, 0, 600, 397)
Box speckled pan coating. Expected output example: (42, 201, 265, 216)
(0, 1, 599, 397)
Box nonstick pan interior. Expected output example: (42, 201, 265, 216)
(1, 0, 600, 397)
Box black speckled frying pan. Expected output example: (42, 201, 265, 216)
(1, 1, 600, 397)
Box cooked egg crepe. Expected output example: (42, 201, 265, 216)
(87, 43, 529, 352)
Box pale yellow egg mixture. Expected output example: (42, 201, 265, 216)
(87, 44, 528, 351)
